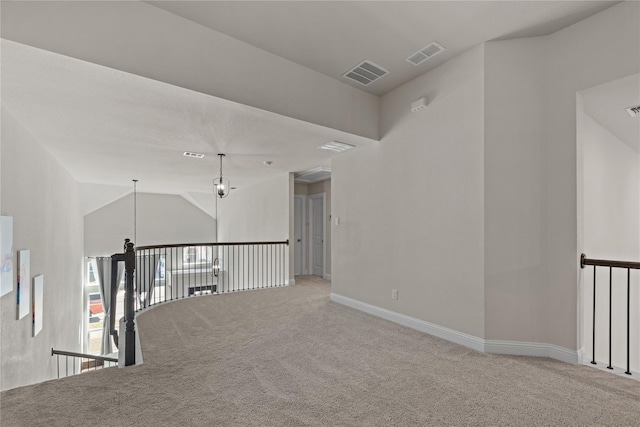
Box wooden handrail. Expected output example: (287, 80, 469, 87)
(580, 254, 640, 270)
(136, 240, 289, 251)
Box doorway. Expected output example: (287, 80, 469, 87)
(294, 195, 305, 275)
(309, 193, 325, 277)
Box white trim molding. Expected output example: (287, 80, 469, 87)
(330, 293, 581, 365)
(330, 293, 485, 352)
(323, 273, 332, 281)
(484, 340, 580, 365)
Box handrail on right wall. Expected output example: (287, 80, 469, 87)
(580, 254, 640, 376)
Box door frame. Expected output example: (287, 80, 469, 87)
(293, 194, 307, 275)
(308, 192, 326, 278)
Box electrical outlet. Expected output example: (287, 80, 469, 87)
(391, 289, 398, 300)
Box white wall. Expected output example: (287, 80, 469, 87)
(332, 45, 486, 338)
(217, 174, 291, 286)
(484, 37, 548, 343)
(1, 110, 84, 391)
(484, 1, 639, 351)
(547, 1, 639, 351)
(84, 192, 216, 257)
(218, 174, 290, 243)
(579, 109, 639, 369)
(333, 2, 639, 360)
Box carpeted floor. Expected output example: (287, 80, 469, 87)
(1, 276, 639, 426)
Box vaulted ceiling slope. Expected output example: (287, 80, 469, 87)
(148, 0, 619, 96)
(2, 39, 374, 196)
(0, 0, 623, 202)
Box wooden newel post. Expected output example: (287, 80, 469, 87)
(124, 240, 136, 366)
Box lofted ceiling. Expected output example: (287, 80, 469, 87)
(1, 39, 373, 196)
(147, 0, 619, 96)
(0, 1, 625, 214)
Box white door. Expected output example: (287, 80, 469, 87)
(294, 196, 304, 275)
(309, 194, 324, 277)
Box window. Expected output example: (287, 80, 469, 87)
(85, 258, 124, 355)
(182, 246, 212, 267)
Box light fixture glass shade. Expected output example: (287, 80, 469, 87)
(213, 176, 230, 198)
(213, 258, 221, 277)
(213, 153, 231, 198)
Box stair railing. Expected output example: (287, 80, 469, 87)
(134, 240, 290, 311)
(51, 348, 118, 379)
(109, 239, 136, 366)
(110, 238, 289, 368)
(581, 253, 639, 376)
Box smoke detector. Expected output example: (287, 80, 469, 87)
(343, 60, 389, 86)
(411, 97, 428, 112)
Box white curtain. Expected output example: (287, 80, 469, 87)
(138, 254, 160, 308)
(94, 257, 124, 355)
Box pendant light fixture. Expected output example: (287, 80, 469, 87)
(213, 153, 231, 198)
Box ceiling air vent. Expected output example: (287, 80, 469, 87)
(625, 105, 640, 117)
(318, 140, 355, 153)
(183, 151, 205, 158)
(406, 41, 445, 66)
(343, 60, 389, 86)
(294, 167, 332, 183)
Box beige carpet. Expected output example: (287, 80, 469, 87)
(1, 276, 639, 426)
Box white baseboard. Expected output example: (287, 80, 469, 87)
(485, 340, 580, 365)
(330, 293, 580, 365)
(330, 293, 485, 352)
(323, 273, 332, 280)
(287, 279, 296, 285)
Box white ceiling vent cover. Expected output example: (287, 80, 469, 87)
(625, 105, 640, 117)
(183, 151, 205, 158)
(318, 141, 355, 153)
(294, 167, 332, 183)
(343, 60, 389, 86)
(406, 41, 445, 65)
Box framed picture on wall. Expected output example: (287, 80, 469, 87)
(17, 250, 30, 319)
(33, 275, 44, 337)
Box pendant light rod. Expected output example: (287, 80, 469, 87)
(219, 153, 225, 180)
(133, 179, 138, 244)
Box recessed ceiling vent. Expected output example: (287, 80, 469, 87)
(625, 105, 640, 117)
(183, 151, 205, 158)
(343, 60, 389, 86)
(318, 141, 355, 153)
(294, 167, 331, 183)
(406, 41, 445, 66)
